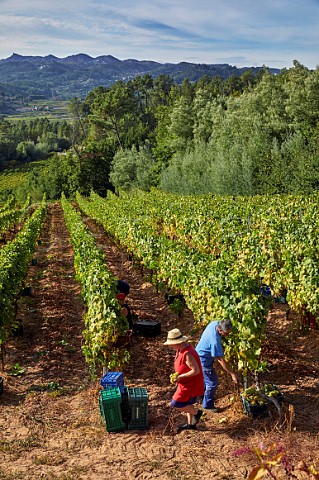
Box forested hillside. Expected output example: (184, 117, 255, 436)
(0, 53, 278, 99)
(1, 60, 319, 199)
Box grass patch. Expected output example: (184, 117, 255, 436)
(34, 454, 66, 466)
(27, 381, 62, 393)
(42, 466, 88, 479)
(0, 435, 41, 454)
(7, 363, 26, 376)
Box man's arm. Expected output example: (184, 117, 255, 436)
(216, 357, 238, 384)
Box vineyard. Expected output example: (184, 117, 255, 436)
(0, 192, 318, 480)
(76, 189, 319, 374)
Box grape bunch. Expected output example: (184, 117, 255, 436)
(170, 372, 179, 384)
(262, 383, 280, 398)
(242, 384, 280, 405)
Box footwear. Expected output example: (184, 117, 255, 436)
(177, 423, 196, 430)
(193, 409, 203, 424)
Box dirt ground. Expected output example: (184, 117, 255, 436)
(0, 202, 318, 480)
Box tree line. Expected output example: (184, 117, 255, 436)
(1, 60, 319, 199)
(0, 117, 72, 166)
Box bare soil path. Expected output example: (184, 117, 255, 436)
(0, 202, 318, 480)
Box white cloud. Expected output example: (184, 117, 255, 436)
(0, 0, 318, 68)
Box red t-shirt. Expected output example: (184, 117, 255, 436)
(173, 344, 204, 402)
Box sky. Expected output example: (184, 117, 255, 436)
(0, 0, 318, 69)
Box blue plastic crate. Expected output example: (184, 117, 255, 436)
(100, 371, 124, 393)
(261, 285, 271, 297)
(127, 387, 148, 430)
(99, 387, 126, 432)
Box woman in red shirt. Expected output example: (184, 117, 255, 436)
(164, 328, 204, 430)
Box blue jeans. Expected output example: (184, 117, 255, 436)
(202, 367, 219, 409)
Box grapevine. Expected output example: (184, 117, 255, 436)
(0, 194, 46, 362)
(61, 193, 129, 372)
(76, 190, 267, 376)
(75, 189, 319, 379)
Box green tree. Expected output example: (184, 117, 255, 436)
(128, 74, 154, 110)
(151, 74, 175, 107)
(16, 140, 37, 161)
(110, 143, 157, 191)
(87, 82, 139, 149)
(78, 140, 115, 196)
(167, 96, 194, 153)
(159, 141, 215, 194)
(17, 152, 81, 201)
(222, 74, 241, 96)
(68, 97, 90, 146)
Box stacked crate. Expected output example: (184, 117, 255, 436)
(100, 371, 125, 392)
(99, 372, 126, 432)
(98, 387, 126, 432)
(99, 372, 148, 431)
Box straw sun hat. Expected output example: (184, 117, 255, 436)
(164, 328, 188, 345)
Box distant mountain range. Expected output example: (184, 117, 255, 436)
(0, 53, 281, 100)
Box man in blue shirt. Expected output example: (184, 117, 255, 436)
(196, 319, 238, 411)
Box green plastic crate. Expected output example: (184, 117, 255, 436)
(127, 387, 148, 430)
(99, 387, 126, 432)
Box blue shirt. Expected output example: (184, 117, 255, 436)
(196, 321, 224, 367)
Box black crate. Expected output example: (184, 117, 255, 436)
(241, 393, 269, 418)
(263, 384, 284, 404)
(22, 286, 32, 296)
(127, 387, 148, 430)
(241, 384, 284, 419)
(165, 293, 186, 305)
(132, 320, 161, 337)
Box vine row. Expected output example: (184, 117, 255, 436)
(0, 195, 47, 362)
(60, 193, 129, 372)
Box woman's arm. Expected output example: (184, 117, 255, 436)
(176, 352, 200, 381)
